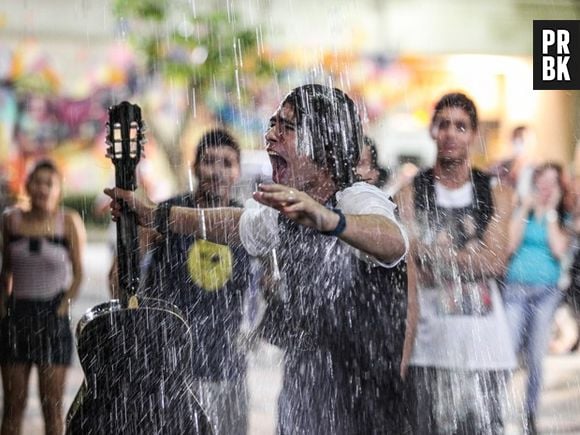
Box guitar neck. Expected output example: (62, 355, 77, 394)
(107, 101, 144, 306)
(115, 179, 140, 306)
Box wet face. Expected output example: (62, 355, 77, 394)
(265, 103, 322, 188)
(26, 168, 61, 213)
(534, 167, 560, 204)
(357, 144, 380, 185)
(431, 107, 476, 163)
(194, 146, 240, 199)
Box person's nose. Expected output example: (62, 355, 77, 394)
(39, 184, 51, 195)
(442, 125, 460, 142)
(265, 124, 280, 147)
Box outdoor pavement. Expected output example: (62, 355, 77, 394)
(2, 240, 580, 434)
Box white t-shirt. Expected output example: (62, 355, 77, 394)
(410, 181, 517, 370)
(238, 182, 408, 268)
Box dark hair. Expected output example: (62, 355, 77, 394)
(431, 92, 478, 130)
(363, 135, 390, 188)
(26, 158, 61, 186)
(194, 128, 241, 169)
(282, 84, 363, 190)
(532, 161, 568, 225)
(511, 125, 527, 141)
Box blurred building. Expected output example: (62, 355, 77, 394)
(1, 0, 579, 181)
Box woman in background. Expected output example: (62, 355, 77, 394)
(504, 162, 570, 434)
(0, 159, 85, 435)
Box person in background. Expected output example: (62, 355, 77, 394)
(396, 92, 516, 434)
(357, 135, 390, 188)
(357, 135, 418, 382)
(139, 128, 249, 435)
(105, 84, 409, 433)
(385, 162, 420, 198)
(490, 125, 535, 200)
(0, 159, 85, 435)
(553, 174, 580, 353)
(0, 173, 16, 266)
(503, 162, 570, 434)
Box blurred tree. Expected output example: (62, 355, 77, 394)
(113, 0, 275, 179)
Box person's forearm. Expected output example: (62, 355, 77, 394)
(64, 253, 84, 301)
(456, 239, 507, 279)
(0, 273, 12, 298)
(169, 206, 243, 245)
(65, 272, 83, 301)
(546, 218, 569, 259)
(338, 214, 406, 264)
(508, 208, 528, 255)
(415, 238, 506, 281)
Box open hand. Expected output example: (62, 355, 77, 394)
(253, 183, 339, 233)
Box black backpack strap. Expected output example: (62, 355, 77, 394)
(413, 168, 436, 221)
(413, 167, 495, 240)
(471, 169, 494, 239)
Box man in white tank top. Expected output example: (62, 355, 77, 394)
(395, 93, 516, 434)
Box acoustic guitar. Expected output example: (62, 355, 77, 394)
(65, 102, 213, 434)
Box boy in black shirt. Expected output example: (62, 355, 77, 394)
(141, 128, 249, 435)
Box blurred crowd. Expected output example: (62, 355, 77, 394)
(1, 84, 580, 435)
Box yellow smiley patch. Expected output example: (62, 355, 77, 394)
(187, 240, 233, 291)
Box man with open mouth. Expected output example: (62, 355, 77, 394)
(106, 84, 410, 434)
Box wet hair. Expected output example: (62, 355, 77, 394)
(281, 84, 363, 190)
(431, 92, 478, 130)
(362, 136, 390, 188)
(194, 128, 241, 169)
(26, 158, 62, 186)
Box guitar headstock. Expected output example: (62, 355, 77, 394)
(105, 101, 146, 191)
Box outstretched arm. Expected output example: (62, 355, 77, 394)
(104, 187, 243, 246)
(254, 183, 406, 265)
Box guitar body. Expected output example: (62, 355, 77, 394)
(66, 102, 213, 434)
(66, 299, 213, 434)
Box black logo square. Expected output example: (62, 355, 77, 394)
(533, 20, 580, 90)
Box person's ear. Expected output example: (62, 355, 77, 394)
(190, 162, 200, 181)
(429, 123, 437, 140)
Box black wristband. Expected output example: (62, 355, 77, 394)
(320, 208, 347, 237)
(154, 203, 172, 236)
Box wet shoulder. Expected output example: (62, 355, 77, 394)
(336, 182, 394, 212)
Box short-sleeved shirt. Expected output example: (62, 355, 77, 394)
(141, 193, 250, 381)
(239, 182, 408, 267)
(238, 182, 409, 433)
